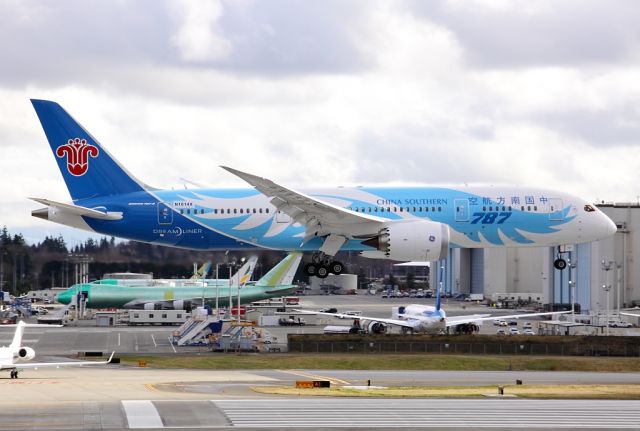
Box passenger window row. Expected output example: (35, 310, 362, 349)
(349, 206, 442, 213)
(179, 208, 271, 215)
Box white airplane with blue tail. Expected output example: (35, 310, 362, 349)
(300, 288, 570, 335)
(0, 321, 113, 379)
(29, 100, 616, 277)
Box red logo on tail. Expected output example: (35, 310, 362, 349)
(56, 138, 99, 176)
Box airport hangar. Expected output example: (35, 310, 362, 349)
(431, 203, 639, 317)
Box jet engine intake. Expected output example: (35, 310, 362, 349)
(361, 220, 449, 262)
(18, 347, 35, 360)
(366, 321, 387, 334)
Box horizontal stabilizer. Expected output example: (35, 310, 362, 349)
(30, 197, 122, 221)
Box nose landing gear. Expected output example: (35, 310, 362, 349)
(554, 245, 569, 270)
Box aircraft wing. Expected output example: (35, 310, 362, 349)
(30, 197, 123, 221)
(296, 309, 418, 329)
(221, 166, 385, 244)
(3, 352, 114, 370)
(445, 311, 572, 327)
(620, 312, 640, 317)
(445, 314, 492, 327)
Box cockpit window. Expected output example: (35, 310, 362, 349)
(584, 204, 596, 212)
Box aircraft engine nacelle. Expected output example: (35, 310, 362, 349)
(362, 220, 450, 262)
(17, 347, 35, 360)
(365, 321, 387, 334)
(172, 300, 186, 310)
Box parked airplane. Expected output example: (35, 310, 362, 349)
(107, 256, 258, 289)
(300, 290, 570, 335)
(56, 252, 302, 310)
(0, 321, 113, 379)
(30, 100, 617, 278)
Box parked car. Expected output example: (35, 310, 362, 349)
(609, 320, 633, 328)
(508, 320, 518, 326)
(523, 329, 535, 335)
(494, 320, 508, 327)
(509, 328, 520, 335)
(319, 308, 338, 314)
(523, 322, 533, 329)
(496, 329, 506, 335)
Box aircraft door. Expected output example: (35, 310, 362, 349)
(158, 202, 173, 225)
(454, 199, 470, 222)
(549, 198, 564, 221)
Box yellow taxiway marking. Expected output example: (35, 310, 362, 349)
(278, 369, 350, 385)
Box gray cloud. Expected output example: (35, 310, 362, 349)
(0, 0, 371, 94)
(411, 0, 640, 68)
(537, 107, 640, 146)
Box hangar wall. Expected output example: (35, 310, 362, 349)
(434, 203, 639, 313)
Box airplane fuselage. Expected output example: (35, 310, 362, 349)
(39, 185, 615, 252)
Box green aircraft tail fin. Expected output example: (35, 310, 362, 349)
(256, 252, 302, 287)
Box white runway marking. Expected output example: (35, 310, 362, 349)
(122, 400, 164, 429)
(212, 398, 640, 428)
(151, 334, 157, 347)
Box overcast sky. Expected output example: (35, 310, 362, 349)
(1, 0, 639, 245)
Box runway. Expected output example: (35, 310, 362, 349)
(1, 368, 640, 429)
(2, 399, 640, 429)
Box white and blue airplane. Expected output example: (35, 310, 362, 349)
(299, 290, 570, 335)
(30, 100, 616, 278)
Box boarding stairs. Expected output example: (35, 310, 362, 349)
(175, 315, 224, 346)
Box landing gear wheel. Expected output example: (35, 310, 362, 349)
(304, 263, 317, 276)
(329, 261, 344, 275)
(554, 258, 567, 270)
(316, 265, 330, 279)
(10, 370, 18, 379)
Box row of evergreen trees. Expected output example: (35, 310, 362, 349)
(0, 226, 285, 294)
(0, 225, 421, 295)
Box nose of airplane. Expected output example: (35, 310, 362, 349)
(603, 214, 617, 237)
(595, 211, 617, 240)
(57, 289, 71, 304)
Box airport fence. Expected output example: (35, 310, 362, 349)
(287, 335, 640, 357)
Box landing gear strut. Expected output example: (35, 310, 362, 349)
(303, 253, 345, 279)
(10, 370, 19, 379)
(554, 245, 568, 271)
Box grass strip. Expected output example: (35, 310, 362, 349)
(252, 384, 640, 399)
(118, 353, 640, 372)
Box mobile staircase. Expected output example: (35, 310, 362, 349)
(172, 308, 224, 346)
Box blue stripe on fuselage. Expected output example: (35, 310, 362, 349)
(73, 186, 573, 251)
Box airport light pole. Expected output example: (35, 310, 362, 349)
(237, 257, 246, 324)
(215, 263, 219, 319)
(568, 256, 575, 324)
(602, 260, 613, 335)
(228, 260, 236, 320)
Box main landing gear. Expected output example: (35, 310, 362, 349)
(554, 245, 568, 270)
(10, 370, 19, 379)
(303, 253, 345, 279)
